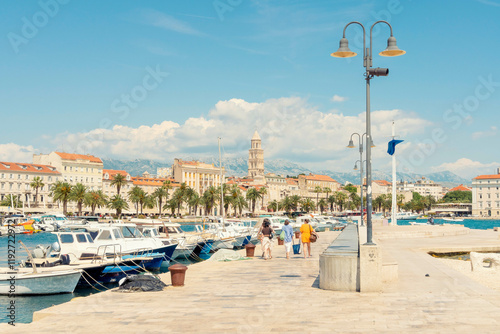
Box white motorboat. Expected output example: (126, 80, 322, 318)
(442, 217, 464, 222)
(395, 212, 421, 220)
(0, 267, 81, 295)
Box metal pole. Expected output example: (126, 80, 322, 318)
(391, 121, 397, 226)
(365, 72, 374, 245)
(218, 137, 225, 222)
(359, 143, 364, 226)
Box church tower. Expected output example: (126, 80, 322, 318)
(248, 131, 264, 180)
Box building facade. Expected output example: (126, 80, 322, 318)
(172, 159, 224, 195)
(472, 168, 500, 217)
(102, 169, 133, 197)
(0, 161, 61, 210)
(33, 152, 103, 191)
(248, 131, 264, 182)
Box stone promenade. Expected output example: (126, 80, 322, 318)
(3, 226, 500, 333)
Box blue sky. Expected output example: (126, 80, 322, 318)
(0, 0, 499, 179)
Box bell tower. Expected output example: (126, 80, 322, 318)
(248, 131, 264, 179)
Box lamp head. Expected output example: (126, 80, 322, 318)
(379, 36, 406, 57)
(353, 163, 358, 171)
(370, 139, 376, 148)
(347, 139, 355, 148)
(331, 38, 357, 58)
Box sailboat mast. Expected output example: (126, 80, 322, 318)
(391, 121, 397, 226)
(218, 137, 225, 221)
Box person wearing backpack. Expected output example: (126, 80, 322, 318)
(282, 219, 294, 259)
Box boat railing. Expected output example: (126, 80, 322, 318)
(95, 244, 123, 264)
(130, 247, 154, 257)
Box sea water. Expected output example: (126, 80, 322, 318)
(0, 223, 206, 324)
(395, 218, 500, 230)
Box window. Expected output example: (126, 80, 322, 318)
(48, 176, 52, 181)
(0, 174, 3, 178)
(86, 235, 94, 243)
(25, 175, 28, 180)
(64, 166, 67, 171)
(97, 230, 112, 240)
(60, 234, 74, 243)
(17, 174, 21, 179)
(76, 234, 87, 243)
(9, 183, 13, 190)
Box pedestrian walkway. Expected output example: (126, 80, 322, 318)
(3, 227, 500, 333)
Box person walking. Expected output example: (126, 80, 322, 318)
(282, 219, 294, 259)
(300, 219, 317, 258)
(258, 219, 274, 260)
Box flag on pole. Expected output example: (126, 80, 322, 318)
(387, 139, 404, 156)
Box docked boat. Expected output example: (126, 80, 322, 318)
(0, 267, 82, 295)
(394, 212, 421, 220)
(442, 217, 464, 222)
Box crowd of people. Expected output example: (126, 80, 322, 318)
(257, 218, 319, 260)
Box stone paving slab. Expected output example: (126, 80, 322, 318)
(2, 227, 500, 333)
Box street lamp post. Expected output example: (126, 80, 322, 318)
(332, 20, 405, 245)
(347, 132, 367, 226)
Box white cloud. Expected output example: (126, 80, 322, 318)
(431, 158, 500, 179)
(471, 126, 497, 140)
(44, 97, 431, 173)
(331, 94, 347, 102)
(0, 143, 37, 163)
(140, 9, 204, 36)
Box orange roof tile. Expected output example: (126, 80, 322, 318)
(103, 169, 129, 179)
(55, 152, 102, 163)
(286, 178, 298, 185)
(303, 174, 337, 182)
(374, 180, 391, 186)
(448, 184, 472, 192)
(473, 174, 500, 180)
(0, 162, 60, 174)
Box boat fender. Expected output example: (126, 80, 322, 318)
(60, 254, 70, 265)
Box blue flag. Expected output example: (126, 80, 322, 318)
(387, 139, 404, 155)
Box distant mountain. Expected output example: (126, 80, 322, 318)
(103, 157, 470, 188)
(102, 158, 171, 177)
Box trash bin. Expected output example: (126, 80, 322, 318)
(277, 238, 284, 245)
(245, 243, 256, 257)
(294, 231, 300, 239)
(169, 264, 188, 287)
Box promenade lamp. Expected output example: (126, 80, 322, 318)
(333, 20, 405, 245)
(348, 132, 374, 226)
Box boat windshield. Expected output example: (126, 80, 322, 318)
(120, 226, 143, 238)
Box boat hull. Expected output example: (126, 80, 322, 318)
(0, 270, 81, 295)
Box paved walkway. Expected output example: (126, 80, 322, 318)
(3, 227, 500, 333)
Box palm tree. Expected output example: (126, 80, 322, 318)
(235, 195, 248, 216)
(201, 186, 218, 215)
(84, 190, 108, 216)
(290, 195, 301, 211)
(110, 173, 127, 195)
(280, 196, 293, 212)
(164, 198, 177, 216)
(0, 194, 22, 208)
(397, 194, 405, 212)
(328, 194, 336, 212)
(258, 187, 267, 211)
(163, 179, 173, 198)
(323, 187, 332, 206)
(246, 187, 262, 214)
(108, 194, 129, 218)
(268, 200, 279, 212)
(313, 186, 323, 211)
(170, 189, 185, 215)
(153, 186, 169, 217)
(318, 198, 328, 214)
(301, 198, 315, 212)
(184, 187, 196, 215)
(30, 176, 45, 207)
(189, 192, 201, 216)
(70, 183, 87, 216)
(50, 181, 72, 215)
(128, 186, 144, 216)
(349, 193, 361, 210)
(334, 191, 348, 212)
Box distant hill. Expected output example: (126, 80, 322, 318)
(102, 157, 470, 188)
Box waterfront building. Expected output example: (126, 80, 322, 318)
(0, 161, 61, 211)
(448, 184, 472, 192)
(248, 131, 265, 183)
(298, 173, 340, 194)
(33, 152, 103, 191)
(265, 173, 288, 202)
(157, 167, 172, 178)
(102, 169, 133, 197)
(472, 168, 500, 218)
(172, 158, 224, 196)
(396, 177, 444, 200)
